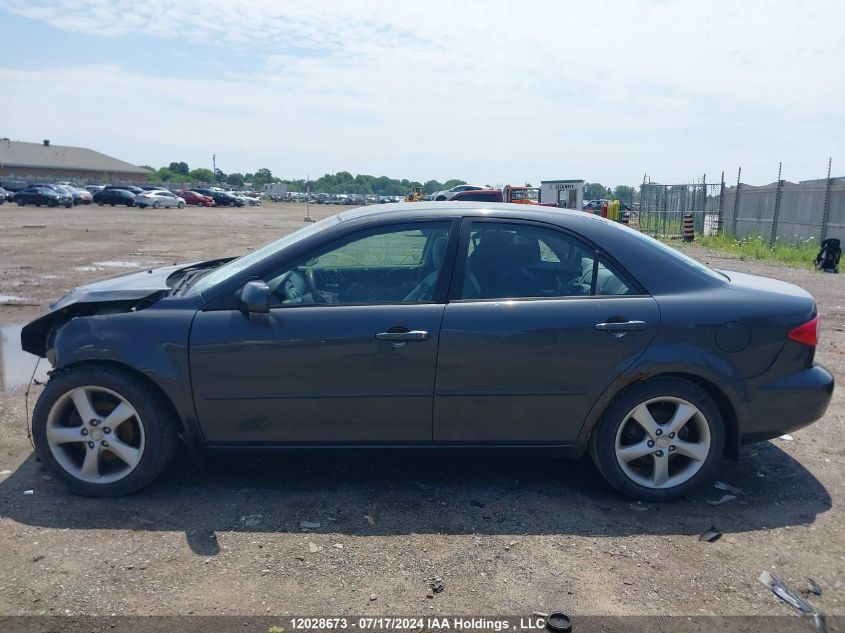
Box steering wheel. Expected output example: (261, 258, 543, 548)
(304, 267, 325, 303)
(403, 270, 438, 302)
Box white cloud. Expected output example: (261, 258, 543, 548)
(1, 0, 843, 184)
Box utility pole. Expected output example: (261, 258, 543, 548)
(304, 174, 314, 223)
(821, 157, 833, 243)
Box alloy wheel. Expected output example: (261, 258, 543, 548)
(45, 386, 146, 484)
(614, 396, 711, 489)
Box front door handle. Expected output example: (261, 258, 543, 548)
(375, 330, 429, 341)
(595, 320, 647, 332)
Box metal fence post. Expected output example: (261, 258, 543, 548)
(769, 162, 783, 246)
(718, 171, 725, 235)
(731, 167, 741, 237)
(820, 157, 833, 243)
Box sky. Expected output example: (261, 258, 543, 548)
(0, 0, 843, 187)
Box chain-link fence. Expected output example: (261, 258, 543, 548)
(636, 182, 722, 238)
(632, 164, 843, 245)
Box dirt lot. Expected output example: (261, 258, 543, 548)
(0, 202, 842, 620)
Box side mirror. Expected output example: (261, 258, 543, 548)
(240, 280, 270, 314)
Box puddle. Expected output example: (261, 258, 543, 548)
(0, 325, 51, 393)
(94, 260, 163, 269)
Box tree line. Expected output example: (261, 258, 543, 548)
(141, 162, 636, 200)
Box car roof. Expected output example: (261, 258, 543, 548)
(337, 201, 610, 226)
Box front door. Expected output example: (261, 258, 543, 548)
(190, 220, 455, 444)
(433, 219, 660, 443)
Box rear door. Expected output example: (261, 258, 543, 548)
(433, 218, 660, 443)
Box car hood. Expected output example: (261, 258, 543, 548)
(21, 258, 232, 356)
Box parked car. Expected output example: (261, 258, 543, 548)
(583, 199, 608, 211)
(194, 188, 244, 207)
(104, 185, 145, 195)
(431, 184, 483, 201)
(134, 190, 186, 209)
(13, 186, 72, 208)
(238, 194, 261, 206)
(175, 190, 216, 207)
(44, 184, 80, 206)
(71, 187, 93, 205)
(0, 187, 8, 204)
(92, 188, 135, 207)
(21, 203, 833, 499)
(85, 185, 105, 195)
(450, 188, 504, 203)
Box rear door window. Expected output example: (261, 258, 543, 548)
(458, 221, 637, 300)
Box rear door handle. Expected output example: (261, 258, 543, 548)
(375, 330, 429, 341)
(595, 320, 647, 332)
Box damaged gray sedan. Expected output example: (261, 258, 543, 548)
(22, 203, 833, 499)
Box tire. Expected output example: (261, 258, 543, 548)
(153, 201, 161, 209)
(65, 203, 73, 208)
(178, 201, 185, 209)
(16, 199, 25, 206)
(32, 365, 179, 496)
(590, 377, 725, 502)
(435, 196, 447, 201)
(48, 200, 57, 208)
(137, 204, 146, 209)
(97, 201, 104, 206)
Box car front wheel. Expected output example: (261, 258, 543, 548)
(32, 366, 178, 496)
(590, 377, 724, 501)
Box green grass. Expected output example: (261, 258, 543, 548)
(678, 233, 820, 269)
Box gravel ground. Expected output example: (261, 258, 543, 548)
(0, 202, 842, 619)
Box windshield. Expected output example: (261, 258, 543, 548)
(188, 215, 340, 294)
(510, 188, 539, 201)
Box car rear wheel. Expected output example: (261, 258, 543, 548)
(153, 201, 161, 209)
(32, 366, 178, 496)
(590, 378, 724, 501)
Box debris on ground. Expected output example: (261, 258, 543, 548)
(22, 490, 33, 495)
(698, 527, 723, 542)
(630, 503, 649, 512)
(300, 520, 321, 529)
(714, 481, 744, 495)
(307, 542, 320, 553)
(706, 494, 736, 506)
(369, 594, 377, 601)
(758, 571, 817, 613)
(778, 434, 794, 441)
(241, 514, 263, 527)
(807, 578, 823, 596)
(429, 577, 444, 594)
(364, 515, 375, 525)
(0, 470, 10, 476)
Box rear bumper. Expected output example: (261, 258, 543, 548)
(738, 364, 834, 444)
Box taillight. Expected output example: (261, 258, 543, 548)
(788, 316, 820, 346)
